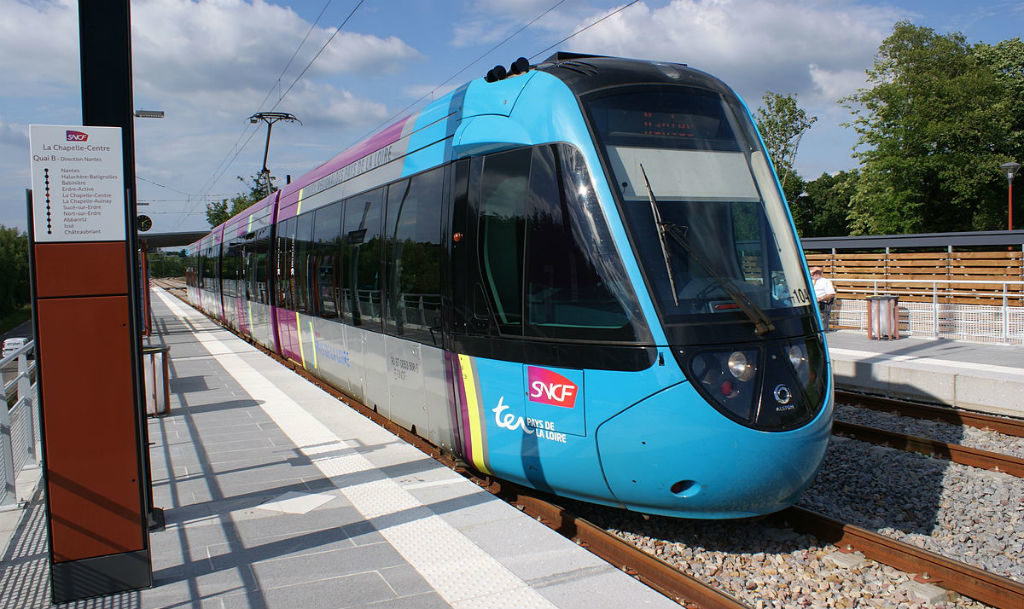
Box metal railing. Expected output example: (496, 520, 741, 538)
(831, 278, 1024, 344)
(1, 340, 41, 511)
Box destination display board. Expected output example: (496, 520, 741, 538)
(29, 125, 126, 242)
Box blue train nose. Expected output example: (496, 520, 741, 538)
(595, 381, 833, 519)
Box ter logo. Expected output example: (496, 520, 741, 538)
(66, 130, 88, 142)
(527, 367, 579, 408)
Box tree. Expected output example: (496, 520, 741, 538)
(754, 92, 817, 191)
(791, 171, 858, 237)
(781, 170, 806, 213)
(0, 226, 30, 316)
(843, 22, 1016, 234)
(205, 174, 276, 228)
(974, 37, 1024, 155)
(147, 250, 187, 278)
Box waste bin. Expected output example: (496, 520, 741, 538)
(866, 296, 899, 340)
(143, 346, 171, 416)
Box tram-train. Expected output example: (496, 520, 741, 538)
(185, 53, 833, 519)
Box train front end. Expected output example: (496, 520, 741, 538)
(536, 56, 833, 518)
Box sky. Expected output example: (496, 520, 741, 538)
(2, 0, 1022, 235)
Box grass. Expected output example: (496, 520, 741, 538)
(0, 304, 32, 336)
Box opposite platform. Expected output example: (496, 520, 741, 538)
(0, 288, 679, 609)
(826, 330, 1024, 418)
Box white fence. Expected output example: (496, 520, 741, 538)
(1, 340, 40, 511)
(832, 279, 1024, 345)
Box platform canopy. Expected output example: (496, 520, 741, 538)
(137, 231, 208, 249)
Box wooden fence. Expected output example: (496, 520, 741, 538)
(804, 249, 1024, 307)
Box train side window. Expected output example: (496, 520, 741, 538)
(223, 239, 243, 299)
(312, 202, 344, 319)
(478, 147, 530, 335)
(202, 247, 216, 291)
(219, 241, 228, 298)
(242, 237, 254, 301)
(276, 217, 296, 310)
(293, 212, 315, 315)
(218, 240, 230, 298)
(201, 251, 207, 290)
(247, 227, 271, 305)
(384, 168, 443, 345)
(343, 188, 384, 329)
(525, 144, 645, 341)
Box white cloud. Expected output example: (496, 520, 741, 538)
(297, 84, 391, 127)
(131, 0, 421, 98)
(0, 1, 423, 231)
(566, 0, 896, 104)
(451, 0, 581, 48)
(0, 0, 79, 93)
(0, 118, 28, 149)
(809, 64, 869, 102)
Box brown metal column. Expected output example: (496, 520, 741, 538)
(26, 1, 154, 602)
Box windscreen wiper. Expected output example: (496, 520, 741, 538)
(639, 164, 776, 336)
(640, 163, 682, 307)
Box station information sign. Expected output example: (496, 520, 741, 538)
(29, 125, 126, 242)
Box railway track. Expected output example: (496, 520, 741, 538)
(775, 507, 1024, 609)
(833, 391, 1024, 477)
(150, 277, 188, 293)
(157, 289, 1023, 608)
(836, 390, 1024, 438)
(831, 420, 1024, 477)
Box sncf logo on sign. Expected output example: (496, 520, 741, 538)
(527, 367, 578, 408)
(66, 130, 88, 142)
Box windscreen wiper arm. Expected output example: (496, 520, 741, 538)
(639, 164, 775, 336)
(640, 163, 682, 307)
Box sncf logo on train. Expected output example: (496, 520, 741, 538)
(527, 367, 578, 408)
(65, 130, 88, 142)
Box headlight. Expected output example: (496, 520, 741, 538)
(689, 349, 760, 421)
(682, 338, 828, 432)
(787, 342, 812, 384)
(728, 351, 756, 381)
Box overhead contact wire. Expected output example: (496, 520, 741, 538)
(530, 0, 642, 61)
(197, 0, 351, 205)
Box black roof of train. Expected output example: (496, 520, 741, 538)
(534, 52, 734, 99)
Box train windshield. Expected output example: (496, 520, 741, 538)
(584, 85, 813, 325)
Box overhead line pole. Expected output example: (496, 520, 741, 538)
(248, 112, 300, 199)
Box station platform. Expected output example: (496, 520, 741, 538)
(825, 329, 1024, 418)
(0, 288, 677, 609)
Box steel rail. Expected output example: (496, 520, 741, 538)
(832, 420, 1024, 478)
(777, 506, 1024, 609)
(484, 481, 751, 609)
(836, 390, 1024, 437)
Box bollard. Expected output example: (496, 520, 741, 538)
(866, 295, 899, 340)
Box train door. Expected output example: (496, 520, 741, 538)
(381, 168, 451, 448)
(343, 187, 385, 409)
(446, 150, 542, 481)
(448, 145, 626, 498)
(293, 212, 316, 372)
(275, 217, 300, 362)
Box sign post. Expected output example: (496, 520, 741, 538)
(28, 124, 153, 601)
